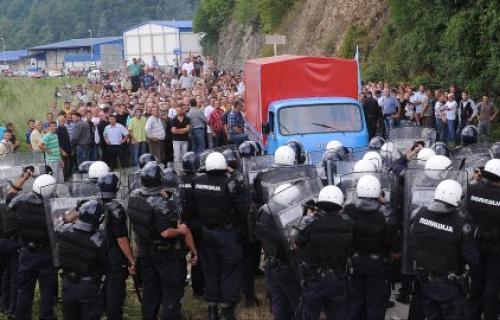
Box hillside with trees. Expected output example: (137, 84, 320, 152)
(0, 0, 199, 49)
(194, 0, 499, 96)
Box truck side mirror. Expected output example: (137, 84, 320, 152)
(262, 123, 270, 135)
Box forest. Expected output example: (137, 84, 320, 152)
(0, 0, 199, 49)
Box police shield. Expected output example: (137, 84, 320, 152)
(0, 152, 45, 167)
(452, 142, 493, 176)
(401, 168, 467, 275)
(267, 178, 323, 256)
(257, 164, 319, 205)
(241, 155, 275, 187)
(339, 172, 394, 206)
(127, 170, 141, 194)
(42, 184, 74, 267)
(388, 127, 436, 144)
(67, 181, 100, 197)
(241, 155, 275, 242)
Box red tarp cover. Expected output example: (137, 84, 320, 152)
(244, 55, 359, 144)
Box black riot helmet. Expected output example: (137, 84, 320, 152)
(97, 172, 120, 199)
(78, 199, 104, 226)
(369, 136, 385, 150)
(492, 142, 500, 159)
(286, 140, 306, 165)
(322, 149, 342, 169)
(78, 161, 94, 173)
(461, 125, 478, 146)
(432, 141, 450, 157)
(140, 162, 162, 188)
(238, 141, 261, 158)
(162, 168, 179, 192)
(182, 152, 200, 173)
(139, 153, 157, 169)
(222, 148, 240, 170)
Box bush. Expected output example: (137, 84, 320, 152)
(365, 0, 500, 98)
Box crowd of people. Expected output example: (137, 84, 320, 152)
(1, 56, 249, 182)
(360, 82, 498, 145)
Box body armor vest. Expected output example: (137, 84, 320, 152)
(127, 192, 154, 247)
(299, 212, 352, 269)
(179, 174, 197, 221)
(104, 200, 128, 246)
(349, 204, 388, 256)
(59, 224, 105, 276)
(193, 173, 232, 227)
(467, 182, 500, 229)
(15, 193, 49, 246)
(413, 207, 463, 275)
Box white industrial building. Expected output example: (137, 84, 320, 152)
(123, 20, 202, 67)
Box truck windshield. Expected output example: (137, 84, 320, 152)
(278, 103, 363, 135)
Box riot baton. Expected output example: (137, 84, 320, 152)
(132, 274, 143, 302)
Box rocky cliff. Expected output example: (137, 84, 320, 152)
(215, 0, 389, 70)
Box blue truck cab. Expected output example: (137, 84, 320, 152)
(262, 97, 368, 158)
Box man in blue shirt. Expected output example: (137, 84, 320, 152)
(227, 100, 248, 145)
(378, 88, 400, 131)
(104, 113, 129, 170)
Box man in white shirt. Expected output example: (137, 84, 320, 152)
(103, 113, 129, 170)
(204, 98, 215, 148)
(181, 58, 194, 75)
(410, 85, 427, 124)
(145, 106, 166, 163)
(444, 93, 458, 145)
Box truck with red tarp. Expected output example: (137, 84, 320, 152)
(243, 55, 368, 160)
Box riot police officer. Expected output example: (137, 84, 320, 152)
(369, 136, 386, 150)
(353, 159, 378, 173)
(431, 141, 450, 157)
(362, 151, 383, 172)
(72, 161, 110, 196)
(260, 183, 301, 320)
(179, 151, 204, 297)
(89, 160, 110, 180)
(8, 174, 58, 320)
(139, 153, 157, 169)
(223, 147, 261, 307)
(254, 144, 316, 206)
(1, 167, 34, 317)
(98, 172, 136, 320)
(326, 140, 348, 159)
(294, 185, 352, 320)
(192, 152, 249, 320)
(128, 162, 197, 320)
(460, 125, 478, 146)
(467, 159, 500, 320)
(57, 199, 108, 320)
(411, 180, 478, 319)
(78, 160, 95, 174)
(344, 175, 400, 320)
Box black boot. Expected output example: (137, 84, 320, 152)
(220, 303, 235, 320)
(208, 304, 219, 320)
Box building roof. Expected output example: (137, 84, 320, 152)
(29, 36, 122, 51)
(124, 20, 193, 33)
(1, 50, 29, 62)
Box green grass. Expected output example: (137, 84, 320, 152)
(0, 77, 86, 151)
(0, 276, 272, 320)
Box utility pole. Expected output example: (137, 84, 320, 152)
(0, 38, 6, 65)
(88, 29, 93, 63)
